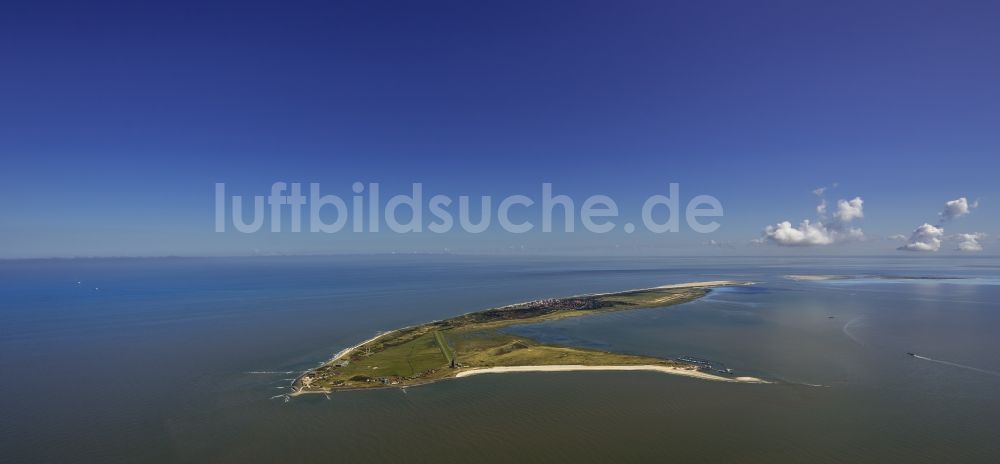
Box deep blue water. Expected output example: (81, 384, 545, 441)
(1, 256, 998, 463)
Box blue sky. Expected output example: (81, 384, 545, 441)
(1, 0, 998, 257)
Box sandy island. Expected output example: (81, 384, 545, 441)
(293, 280, 769, 394)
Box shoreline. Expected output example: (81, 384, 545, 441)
(582, 280, 753, 298)
(328, 331, 395, 364)
(454, 364, 769, 383)
(655, 280, 750, 289)
(291, 364, 768, 395)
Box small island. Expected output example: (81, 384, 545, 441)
(293, 281, 766, 394)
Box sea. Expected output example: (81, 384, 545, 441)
(1, 255, 998, 463)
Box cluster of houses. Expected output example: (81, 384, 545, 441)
(509, 296, 614, 312)
(359, 368, 442, 386)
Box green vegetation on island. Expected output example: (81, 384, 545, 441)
(294, 281, 754, 393)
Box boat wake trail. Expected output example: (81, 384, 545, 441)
(842, 317, 867, 346)
(912, 355, 1000, 377)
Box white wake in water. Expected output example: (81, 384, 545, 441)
(912, 355, 1000, 377)
(842, 317, 867, 346)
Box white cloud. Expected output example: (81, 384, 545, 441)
(703, 239, 736, 248)
(761, 220, 864, 246)
(898, 223, 944, 252)
(816, 199, 827, 217)
(834, 197, 864, 222)
(940, 197, 978, 222)
(888, 234, 907, 241)
(758, 191, 865, 247)
(953, 232, 986, 252)
(813, 185, 831, 217)
(898, 196, 984, 253)
(762, 220, 834, 246)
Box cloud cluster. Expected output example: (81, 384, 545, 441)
(898, 197, 985, 252)
(762, 220, 863, 246)
(954, 233, 987, 252)
(758, 187, 864, 246)
(940, 197, 978, 222)
(897, 224, 944, 252)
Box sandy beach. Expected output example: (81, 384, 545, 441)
(329, 331, 394, 363)
(655, 280, 752, 289)
(455, 364, 769, 383)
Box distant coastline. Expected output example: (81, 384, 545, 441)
(785, 274, 967, 282)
